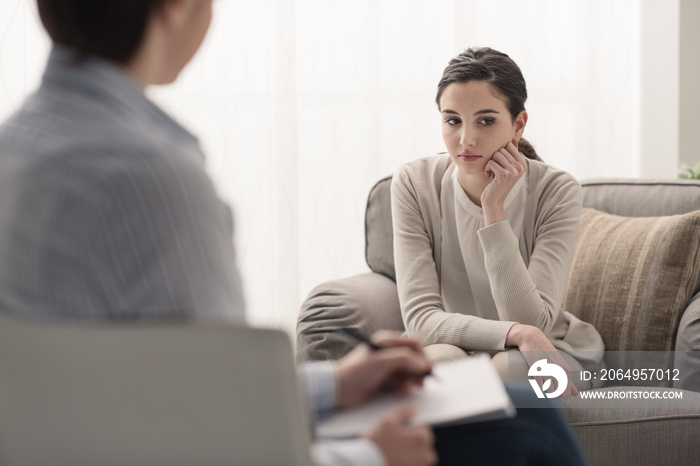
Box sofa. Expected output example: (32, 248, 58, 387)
(297, 174, 700, 466)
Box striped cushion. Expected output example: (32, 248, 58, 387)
(564, 208, 700, 352)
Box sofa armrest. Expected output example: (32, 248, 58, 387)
(674, 291, 700, 391)
(296, 272, 403, 363)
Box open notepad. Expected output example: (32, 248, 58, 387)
(317, 353, 515, 438)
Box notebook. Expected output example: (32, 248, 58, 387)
(317, 353, 515, 438)
(0, 315, 312, 466)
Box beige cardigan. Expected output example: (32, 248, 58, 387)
(391, 154, 604, 365)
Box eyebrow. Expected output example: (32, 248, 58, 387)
(441, 109, 500, 116)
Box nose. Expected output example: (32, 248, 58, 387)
(459, 127, 475, 148)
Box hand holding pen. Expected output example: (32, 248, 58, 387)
(334, 329, 436, 410)
(337, 328, 438, 379)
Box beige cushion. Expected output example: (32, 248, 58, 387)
(564, 208, 700, 353)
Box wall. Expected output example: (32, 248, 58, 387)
(680, 0, 700, 169)
(639, 0, 680, 178)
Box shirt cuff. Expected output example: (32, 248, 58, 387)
(477, 218, 514, 242)
(312, 438, 386, 466)
(299, 360, 338, 418)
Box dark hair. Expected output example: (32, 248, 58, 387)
(436, 47, 542, 161)
(37, 0, 166, 64)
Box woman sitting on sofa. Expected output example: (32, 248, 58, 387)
(391, 47, 604, 396)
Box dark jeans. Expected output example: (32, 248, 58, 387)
(434, 383, 587, 466)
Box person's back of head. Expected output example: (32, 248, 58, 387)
(37, 0, 213, 86)
(37, 0, 164, 63)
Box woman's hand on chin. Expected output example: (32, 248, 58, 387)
(481, 140, 527, 226)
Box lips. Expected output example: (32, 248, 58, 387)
(458, 152, 481, 162)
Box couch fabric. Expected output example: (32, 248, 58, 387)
(564, 208, 700, 353)
(562, 387, 700, 466)
(297, 176, 700, 466)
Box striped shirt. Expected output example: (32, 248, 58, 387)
(0, 47, 382, 466)
(0, 46, 245, 322)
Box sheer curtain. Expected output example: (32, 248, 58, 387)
(0, 0, 654, 335)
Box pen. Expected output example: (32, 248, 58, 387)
(337, 328, 384, 350)
(336, 328, 438, 379)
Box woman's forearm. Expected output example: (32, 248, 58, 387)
(478, 221, 558, 333)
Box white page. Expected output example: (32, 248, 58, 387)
(317, 354, 514, 438)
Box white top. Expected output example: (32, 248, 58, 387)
(440, 166, 529, 321)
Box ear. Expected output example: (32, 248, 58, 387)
(154, 0, 191, 29)
(513, 110, 528, 140)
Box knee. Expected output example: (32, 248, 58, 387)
(491, 349, 530, 382)
(423, 344, 467, 364)
(492, 349, 593, 392)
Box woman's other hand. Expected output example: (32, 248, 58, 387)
(505, 323, 580, 398)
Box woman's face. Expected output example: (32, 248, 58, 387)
(439, 81, 526, 177)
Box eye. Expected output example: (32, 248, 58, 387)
(445, 118, 461, 126)
(477, 118, 495, 126)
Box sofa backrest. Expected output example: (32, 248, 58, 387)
(364, 176, 700, 281)
(365, 176, 395, 280)
(579, 179, 700, 217)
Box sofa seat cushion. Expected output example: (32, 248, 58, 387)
(564, 208, 700, 353)
(564, 387, 700, 466)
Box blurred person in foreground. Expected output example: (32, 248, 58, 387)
(0, 1, 588, 465)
